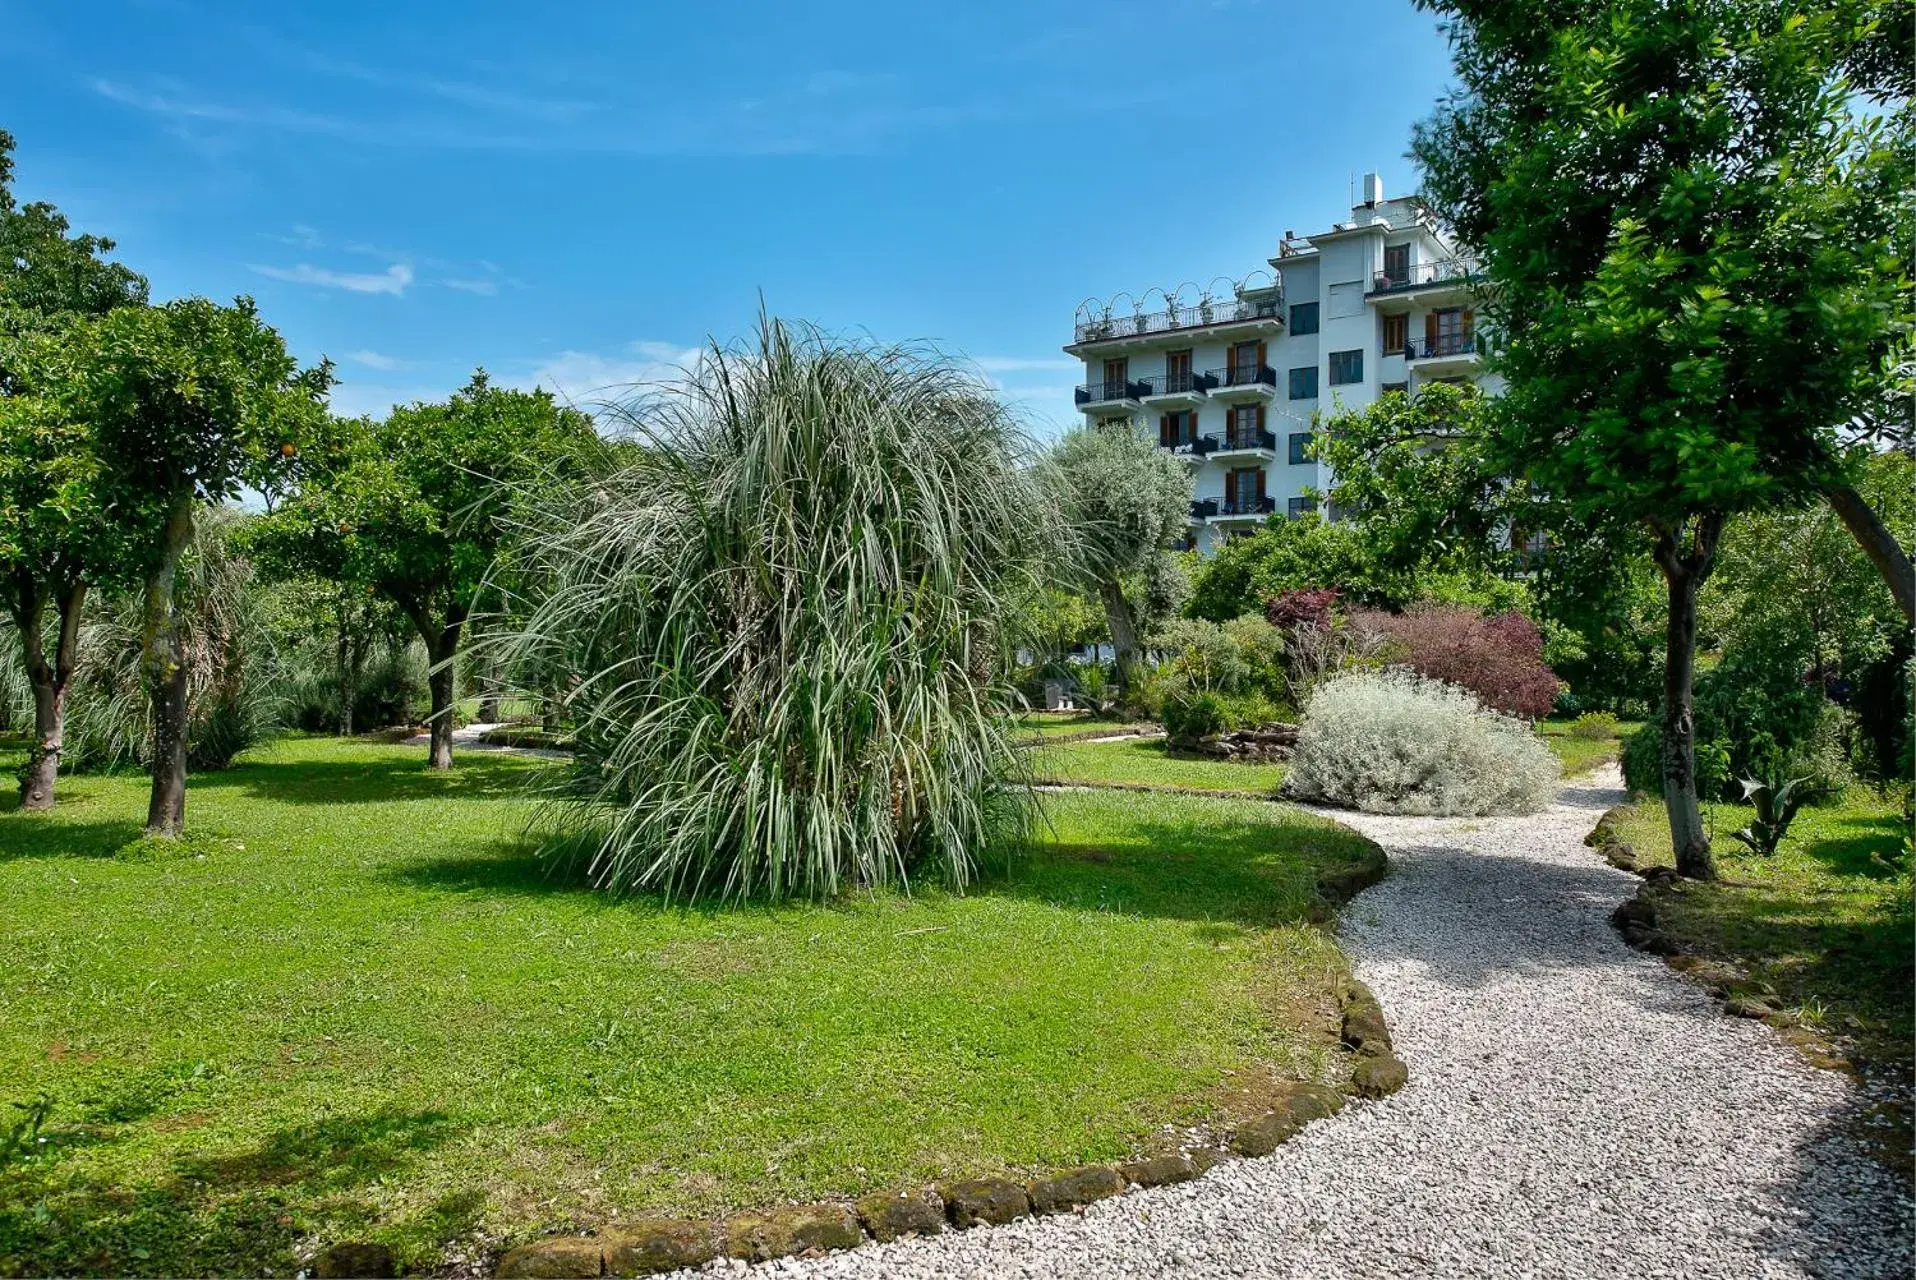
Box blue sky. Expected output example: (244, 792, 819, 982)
(1, 0, 1457, 435)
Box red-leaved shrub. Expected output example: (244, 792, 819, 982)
(1265, 587, 1342, 633)
(1352, 603, 1560, 720)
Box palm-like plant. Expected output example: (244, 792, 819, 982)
(499, 317, 1052, 900)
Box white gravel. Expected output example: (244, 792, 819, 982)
(690, 765, 1914, 1279)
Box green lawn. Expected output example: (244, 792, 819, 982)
(1011, 711, 1136, 743)
(1539, 717, 1642, 777)
(1034, 738, 1286, 796)
(0, 736, 1374, 1276)
(1612, 789, 1912, 1082)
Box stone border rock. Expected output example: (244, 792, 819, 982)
(1016, 724, 1163, 747)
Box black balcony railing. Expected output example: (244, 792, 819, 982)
(1189, 498, 1219, 520)
(1217, 494, 1277, 517)
(1162, 433, 1218, 459)
(1404, 332, 1480, 360)
(1073, 294, 1285, 345)
(1135, 370, 1217, 398)
(1206, 364, 1278, 390)
(1217, 427, 1277, 452)
(1074, 379, 1147, 406)
(1369, 257, 1475, 293)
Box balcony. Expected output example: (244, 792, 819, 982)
(1069, 294, 1285, 351)
(1074, 378, 1146, 414)
(1188, 497, 1219, 523)
(1161, 433, 1218, 464)
(1211, 426, 1277, 461)
(1136, 369, 1217, 409)
(1211, 494, 1277, 521)
(1368, 257, 1476, 310)
(1404, 331, 1483, 374)
(1207, 364, 1278, 404)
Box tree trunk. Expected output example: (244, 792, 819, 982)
(1827, 483, 1914, 624)
(540, 676, 561, 733)
(1650, 513, 1724, 882)
(13, 576, 86, 811)
(478, 658, 502, 722)
(405, 603, 465, 771)
(1097, 579, 1141, 692)
(143, 499, 196, 837)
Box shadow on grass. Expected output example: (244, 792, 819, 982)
(188, 753, 537, 806)
(0, 1106, 464, 1277)
(382, 798, 1379, 934)
(0, 816, 147, 863)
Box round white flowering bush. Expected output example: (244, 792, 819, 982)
(1284, 669, 1560, 816)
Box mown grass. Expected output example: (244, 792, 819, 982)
(0, 735, 1374, 1276)
(1011, 711, 1135, 743)
(1613, 789, 1912, 1077)
(1033, 738, 1286, 796)
(1538, 717, 1641, 777)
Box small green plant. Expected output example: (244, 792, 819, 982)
(1074, 662, 1119, 716)
(1727, 771, 1810, 857)
(1, 1092, 52, 1168)
(1569, 710, 1619, 740)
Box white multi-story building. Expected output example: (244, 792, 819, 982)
(1065, 172, 1495, 553)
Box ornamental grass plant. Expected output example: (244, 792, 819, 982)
(498, 317, 1053, 900)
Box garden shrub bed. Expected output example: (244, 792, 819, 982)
(0, 736, 1380, 1277)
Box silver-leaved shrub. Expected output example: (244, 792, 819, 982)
(1284, 669, 1560, 815)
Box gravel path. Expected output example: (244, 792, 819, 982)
(698, 765, 1913, 1279)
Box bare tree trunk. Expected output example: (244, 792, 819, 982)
(540, 676, 561, 733)
(1098, 579, 1141, 692)
(1650, 513, 1724, 882)
(143, 499, 195, 837)
(1827, 483, 1914, 624)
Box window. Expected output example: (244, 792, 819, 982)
(1382, 243, 1409, 285)
(1289, 495, 1319, 519)
(1157, 410, 1198, 448)
(1289, 302, 1319, 335)
(1227, 340, 1262, 385)
(1288, 431, 1314, 466)
(1228, 404, 1263, 448)
(1328, 281, 1363, 318)
(1101, 357, 1128, 395)
(1382, 313, 1408, 355)
(1383, 380, 1409, 397)
(1165, 349, 1192, 392)
(1425, 307, 1474, 356)
(1224, 466, 1266, 514)
(1288, 366, 1318, 400)
(1328, 349, 1364, 386)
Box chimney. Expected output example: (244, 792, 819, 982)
(1361, 172, 1383, 208)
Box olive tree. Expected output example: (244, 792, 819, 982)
(1043, 424, 1192, 691)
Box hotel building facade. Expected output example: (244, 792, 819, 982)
(1066, 173, 1498, 553)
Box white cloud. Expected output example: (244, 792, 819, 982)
(512, 340, 702, 404)
(345, 349, 410, 371)
(251, 261, 414, 295)
(441, 277, 499, 295)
